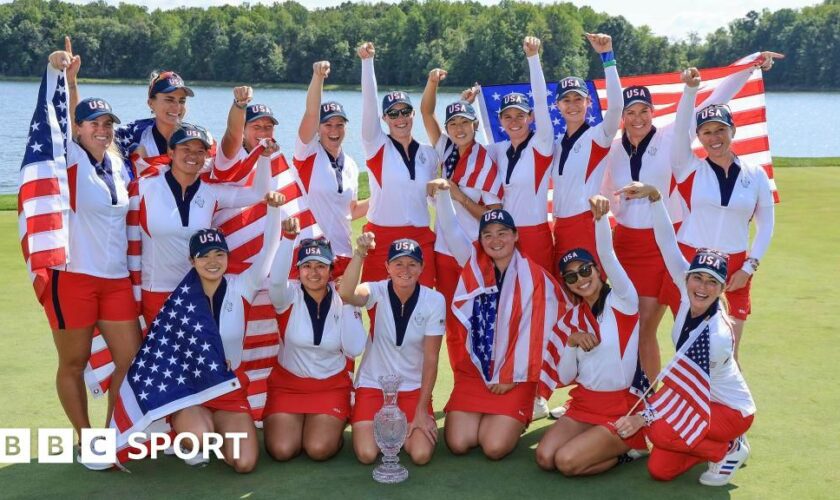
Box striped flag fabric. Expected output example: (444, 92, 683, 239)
(452, 245, 563, 384)
(591, 52, 779, 203)
(445, 141, 504, 201)
(18, 64, 71, 305)
(539, 300, 599, 397)
(647, 326, 712, 447)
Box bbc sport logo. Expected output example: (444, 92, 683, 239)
(0, 428, 246, 465)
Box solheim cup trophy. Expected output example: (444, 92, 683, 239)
(372, 374, 409, 483)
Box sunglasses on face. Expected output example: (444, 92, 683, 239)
(385, 108, 413, 119)
(562, 263, 594, 285)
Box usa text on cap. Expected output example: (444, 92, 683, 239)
(320, 101, 349, 123)
(382, 91, 412, 114)
(246, 104, 279, 125)
(445, 101, 477, 123)
(623, 85, 652, 109)
(557, 77, 589, 99)
(189, 228, 229, 258)
(168, 123, 213, 149)
(478, 209, 517, 234)
(687, 249, 728, 284)
(388, 238, 423, 263)
(149, 71, 195, 98)
(559, 247, 595, 273)
(696, 105, 734, 130)
(498, 92, 531, 114)
(297, 238, 335, 266)
(75, 97, 121, 124)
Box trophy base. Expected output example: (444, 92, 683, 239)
(372, 462, 409, 484)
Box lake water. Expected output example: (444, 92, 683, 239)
(1, 80, 838, 194)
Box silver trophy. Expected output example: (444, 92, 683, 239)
(372, 374, 409, 483)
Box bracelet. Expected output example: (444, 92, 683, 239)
(600, 51, 616, 66)
(640, 407, 657, 427)
(233, 99, 248, 110)
(746, 257, 760, 271)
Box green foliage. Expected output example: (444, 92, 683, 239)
(0, 0, 837, 88)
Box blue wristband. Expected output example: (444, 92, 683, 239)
(600, 51, 615, 63)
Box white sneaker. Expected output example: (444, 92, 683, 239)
(74, 445, 113, 471)
(532, 397, 549, 420)
(699, 436, 750, 486)
(548, 405, 567, 419)
(627, 448, 650, 460)
(181, 447, 210, 466)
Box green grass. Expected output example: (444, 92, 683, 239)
(0, 166, 838, 498)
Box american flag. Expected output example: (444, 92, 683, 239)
(110, 268, 240, 448)
(539, 300, 599, 396)
(114, 117, 155, 177)
(442, 141, 504, 201)
(476, 81, 604, 143)
(18, 64, 71, 305)
(452, 245, 564, 384)
(647, 326, 711, 447)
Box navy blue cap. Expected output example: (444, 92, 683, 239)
(557, 77, 589, 99)
(498, 92, 531, 114)
(479, 209, 517, 234)
(320, 101, 349, 123)
(623, 85, 653, 109)
(696, 105, 734, 130)
(388, 238, 423, 263)
(560, 247, 596, 273)
(148, 71, 194, 98)
(168, 123, 213, 149)
(246, 104, 279, 125)
(445, 101, 477, 124)
(297, 238, 335, 266)
(75, 97, 121, 124)
(189, 228, 229, 258)
(687, 248, 728, 284)
(382, 91, 413, 114)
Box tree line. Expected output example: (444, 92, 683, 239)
(1, 0, 838, 89)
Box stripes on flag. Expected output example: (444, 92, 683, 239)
(450, 142, 504, 201)
(648, 326, 712, 447)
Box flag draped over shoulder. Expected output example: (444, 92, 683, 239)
(446, 141, 504, 201)
(110, 268, 239, 448)
(452, 245, 563, 384)
(18, 64, 71, 305)
(647, 326, 712, 448)
(539, 301, 599, 396)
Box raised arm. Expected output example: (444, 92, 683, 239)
(524, 37, 553, 154)
(337, 232, 374, 307)
(49, 37, 81, 127)
(299, 61, 330, 145)
(589, 196, 637, 311)
(339, 304, 367, 358)
(358, 42, 386, 150)
(586, 33, 622, 146)
(430, 181, 472, 266)
(268, 218, 299, 312)
(420, 68, 446, 148)
(220, 86, 252, 160)
(671, 68, 702, 182)
(239, 193, 285, 300)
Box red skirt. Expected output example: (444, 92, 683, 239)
(351, 387, 433, 424)
(435, 252, 467, 371)
(444, 369, 537, 424)
(263, 363, 352, 420)
(141, 289, 171, 331)
(563, 385, 646, 449)
(361, 223, 436, 287)
(203, 369, 252, 414)
(613, 224, 680, 302)
(516, 222, 554, 274)
(552, 211, 598, 280)
(678, 243, 751, 320)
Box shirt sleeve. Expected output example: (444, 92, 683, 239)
(528, 54, 554, 155)
(594, 64, 623, 148)
(340, 303, 367, 358)
(651, 198, 690, 296)
(434, 133, 450, 163)
(745, 172, 775, 266)
(671, 85, 701, 183)
(594, 215, 637, 313)
(293, 136, 318, 162)
(424, 291, 446, 336)
(268, 237, 297, 313)
(361, 58, 387, 157)
(434, 189, 473, 267)
(238, 205, 283, 301)
(365, 280, 384, 310)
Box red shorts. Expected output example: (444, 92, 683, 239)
(43, 270, 137, 330)
(360, 223, 436, 287)
(203, 370, 252, 414)
(435, 252, 467, 370)
(444, 369, 536, 424)
(678, 243, 751, 320)
(350, 387, 433, 424)
(263, 363, 352, 420)
(141, 289, 171, 330)
(552, 211, 598, 280)
(613, 224, 679, 301)
(563, 385, 647, 450)
(288, 255, 351, 281)
(516, 223, 554, 273)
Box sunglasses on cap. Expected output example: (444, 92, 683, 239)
(562, 263, 595, 285)
(385, 108, 413, 119)
(300, 237, 331, 247)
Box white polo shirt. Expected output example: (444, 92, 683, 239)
(355, 280, 445, 391)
